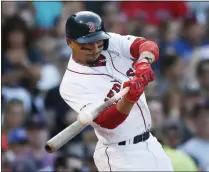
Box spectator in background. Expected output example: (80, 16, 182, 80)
(184, 45, 209, 87)
(62, 1, 85, 18)
(187, 2, 209, 24)
(160, 20, 182, 50)
(2, 15, 42, 90)
(54, 153, 83, 172)
(44, 47, 77, 136)
(155, 20, 182, 71)
(180, 86, 203, 143)
(147, 98, 165, 142)
(7, 128, 28, 162)
(2, 135, 12, 172)
(32, 1, 63, 32)
(206, 7, 209, 42)
(119, 1, 189, 26)
(2, 15, 43, 114)
(140, 23, 160, 44)
(144, 80, 159, 99)
(85, 156, 98, 172)
(22, 114, 56, 170)
(196, 59, 209, 98)
(162, 87, 182, 118)
(161, 119, 198, 171)
(162, 118, 183, 149)
(157, 54, 185, 96)
(179, 99, 209, 171)
(84, 1, 107, 16)
(102, 2, 125, 34)
(2, 99, 25, 135)
(170, 12, 208, 61)
(1, 1, 18, 24)
(181, 85, 202, 117)
(11, 158, 37, 172)
(16, 2, 35, 29)
(34, 34, 61, 92)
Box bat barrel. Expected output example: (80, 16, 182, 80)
(44, 121, 85, 153)
(45, 143, 57, 153)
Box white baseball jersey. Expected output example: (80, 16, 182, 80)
(60, 32, 152, 144)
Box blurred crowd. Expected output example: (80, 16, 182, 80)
(1, 1, 209, 172)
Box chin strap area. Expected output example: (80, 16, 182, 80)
(103, 39, 109, 50)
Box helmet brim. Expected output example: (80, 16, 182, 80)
(75, 31, 111, 43)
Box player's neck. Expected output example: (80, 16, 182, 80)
(72, 51, 101, 67)
(72, 52, 88, 66)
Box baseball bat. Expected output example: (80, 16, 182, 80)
(45, 87, 130, 153)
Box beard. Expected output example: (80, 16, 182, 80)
(86, 57, 100, 66)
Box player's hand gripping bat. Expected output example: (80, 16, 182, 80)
(45, 87, 130, 153)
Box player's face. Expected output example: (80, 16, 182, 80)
(69, 40, 104, 65)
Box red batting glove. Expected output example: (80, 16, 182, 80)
(134, 60, 154, 84)
(122, 78, 146, 103)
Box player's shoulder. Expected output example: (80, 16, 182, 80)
(108, 32, 121, 38)
(107, 32, 141, 46)
(108, 32, 136, 41)
(108, 32, 141, 51)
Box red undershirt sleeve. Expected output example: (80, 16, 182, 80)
(93, 104, 128, 129)
(130, 38, 159, 62)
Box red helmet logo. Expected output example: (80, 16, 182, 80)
(87, 22, 96, 33)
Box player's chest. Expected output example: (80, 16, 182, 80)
(87, 51, 136, 102)
(90, 51, 135, 83)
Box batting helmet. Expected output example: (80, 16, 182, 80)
(65, 11, 110, 49)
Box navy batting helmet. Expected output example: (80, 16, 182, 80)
(65, 11, 110, 48)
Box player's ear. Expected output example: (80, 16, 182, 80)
(67, 39, 77, 49)
(66, 38, 72, 46)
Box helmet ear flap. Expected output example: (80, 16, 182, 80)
(66, 38, 73, 46)
(66, 38, 69, 45)
(103, 39, 109, 50)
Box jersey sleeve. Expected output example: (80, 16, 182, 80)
(109, 33, 142, 60)
(59, 72, 128, 129)
(59, 80, 105, 115)
(108, 32, 159, 63)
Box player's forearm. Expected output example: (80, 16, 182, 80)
(116, 97, 135, 114)
(93, 97, 135, 129)
(130, 38, 159, 64)
(138, 40, 159, 63)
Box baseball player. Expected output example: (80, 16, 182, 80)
(60, 11, 174, 171)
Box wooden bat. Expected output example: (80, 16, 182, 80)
(45, 87, 130, 153)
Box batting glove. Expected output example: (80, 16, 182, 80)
(122, 78, 146, 103)
(134, 60, 154, 84)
